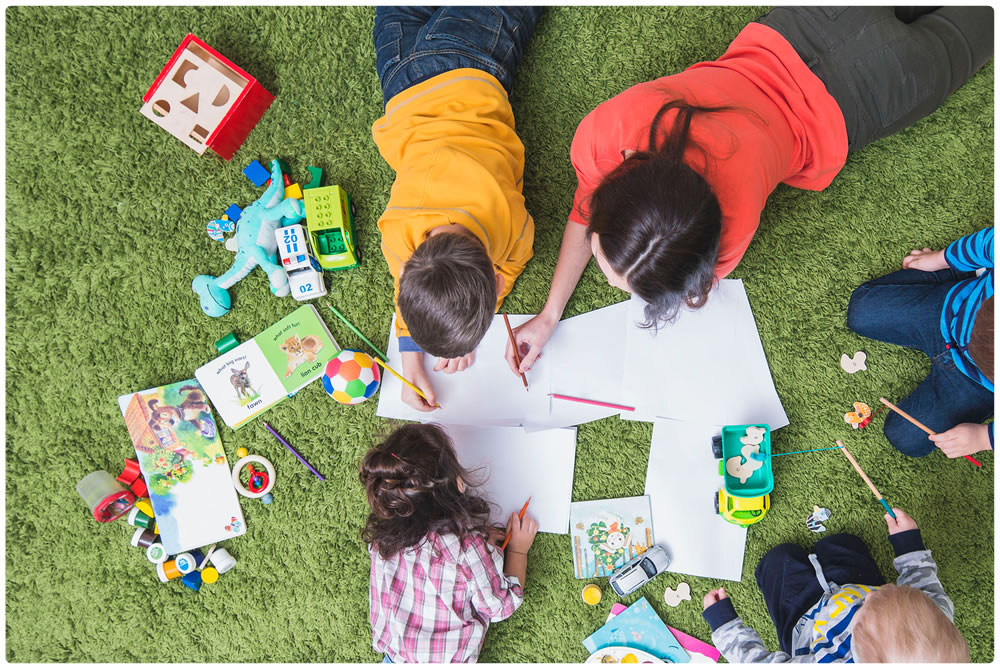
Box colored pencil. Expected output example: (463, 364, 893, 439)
(836, 440, 896, 519)
(549, 393, 635, 412)
(879, 397, 982, 467)
(263, 421, 325, 481)
(501, 497, 532, 551)
(502, 313, 529, 391)
(327, 304, 389, 361)
(373, 357, 442, 409)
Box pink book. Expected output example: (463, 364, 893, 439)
(607, 603, 721, 663)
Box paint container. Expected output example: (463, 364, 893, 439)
(131, 528, 159, 549)
(209, 547, 236, 574)
(146, 543, 167, 564)
(174, 549, 204, 575)
(157, 559, 182, 583)
(581, 584, 603, 606)
(201, 567, 220, 584)
(127, 507, 155, 529)
(76, 471, 136, 522)
(181, 570, 202, 592)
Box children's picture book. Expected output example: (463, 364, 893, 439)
(570, 496, 654, 579)
(583, 596, 689, 663)
(607, 603, 721, 663)
(118, 379, 245, 554)
(195, 304, 340, 429)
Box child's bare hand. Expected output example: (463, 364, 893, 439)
(400, 351, 438, 412)
(505, 512, 538, 553)
(434, 351, 476, 374)
(703, 588, 728, 609)
(929, 423, 991, 458)
(902, 248, 948, 272)
(885, 508, 918, 534)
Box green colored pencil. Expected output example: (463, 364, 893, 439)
(327, 304, 389, 360)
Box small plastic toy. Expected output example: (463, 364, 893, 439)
(275, 223, 327, 301)
(215, 332, 240, 354)
(206, 217, 235, 242)
(712, 424, 773, 527)
(608, 545, 671, 597)
(845, 401, 873, 429)
(303, 166, 323, 190)
(806, 505, 832, 533)
(236, 447, 249, 459)
(231, 454, 276, 499)
(224, 204, 243, 222)
(663, 582, 691, 607)
(321, 349, 381, 404)
(116, 458, 149, 498)
(303, 185, 361, 271)
(840, 351, 867, 373)
(192, 160, 305, 317)
(243, 160, 271, 187)
(140, 34, 275, 161)
(284, 183, 303, 200)
(76, 470, 136, 522)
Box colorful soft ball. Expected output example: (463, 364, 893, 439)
(322, 349, 381, 405)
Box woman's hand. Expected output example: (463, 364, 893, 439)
(902, 248, 948, 272)
(505, 312, 558, 375)
(929, 423, 991, 458)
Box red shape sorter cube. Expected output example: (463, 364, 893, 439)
(140, 34, 274, 161)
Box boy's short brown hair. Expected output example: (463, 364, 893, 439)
(851, 584, 969, 662)
(399, 232, 496, 358)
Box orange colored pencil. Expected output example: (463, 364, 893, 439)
(501, 497, 531, 551)
(502, 313, 529, 391)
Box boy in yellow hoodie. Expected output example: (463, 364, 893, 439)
(372, 6, 543, 411)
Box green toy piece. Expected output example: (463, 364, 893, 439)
(303, 185, 360, 271)
(303, 166, 323, 190)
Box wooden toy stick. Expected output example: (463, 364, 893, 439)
(879, 397, 982, 467)
(373, 357, 441, 409)
(502, 314, 529, 391)
(836, 440, 897, 519)
(327, 304, 389, 361)
(501, 497, 531, 550)
(198, 544, 217, 571)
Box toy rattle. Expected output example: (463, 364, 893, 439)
(232, 454, 275, 499)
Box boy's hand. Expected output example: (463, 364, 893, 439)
(434, 351, 475, 374)
(703, 588, 728, 610)
(505, 313, 557, 375)
(902, 247, 948, 272)
(885, 508, 918, 534)
(400, 351, 438, 412)
(929, 423, 991, 458)
(505, 511, 538, 553)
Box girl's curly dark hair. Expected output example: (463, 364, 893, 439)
(359, 423, 495, 559)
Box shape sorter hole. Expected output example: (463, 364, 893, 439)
(212, 86, 230, 107)
(189, 124, 210, 144)
(151, 100, 170, 117)
(180, 93, 200, 114)
(172, 60, 199, 88)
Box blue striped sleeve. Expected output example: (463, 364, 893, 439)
(945, 228, 994, 272)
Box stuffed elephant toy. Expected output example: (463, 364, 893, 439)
(193, 159, 305, 317)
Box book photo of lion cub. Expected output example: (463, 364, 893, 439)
(280, 333, 324, 377)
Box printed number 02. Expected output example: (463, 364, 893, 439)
(299, 284, 312, 294)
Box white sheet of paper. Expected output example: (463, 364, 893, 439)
(375, 314, 552, 426)
(622, 280, 788, 429)
(644, 419, 747, 581)
(444, 424, 577, 534)
(523, 301, 632, 430)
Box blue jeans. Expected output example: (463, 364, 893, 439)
(847, 268, 994, 457)
(373, 6, 544, 105)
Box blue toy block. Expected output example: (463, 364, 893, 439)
(243, 160, 270, 187)
(224, 204, 243, 222)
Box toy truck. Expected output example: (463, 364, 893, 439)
(712, 424, 773, 527)
(275, 224, 327, 301)
(302, 185, 361, 271)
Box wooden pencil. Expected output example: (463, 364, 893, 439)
(879, 397, 982, 467)
(502, 313, 529, 391)
(373, 357, 441, 409)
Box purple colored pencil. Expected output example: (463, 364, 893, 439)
(262, 422, 325, 482)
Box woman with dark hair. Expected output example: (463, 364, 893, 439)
(506, 6, 993, 374)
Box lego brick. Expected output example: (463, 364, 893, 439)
(224, 204, 243, 221)
(303, 166, 323, 190)
(243, 160, 270, 187)
(284, 183, 303, 200)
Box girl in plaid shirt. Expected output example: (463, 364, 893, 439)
(360, 423, 538, 663)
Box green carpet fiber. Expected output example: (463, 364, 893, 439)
(5, 6, 994, 662)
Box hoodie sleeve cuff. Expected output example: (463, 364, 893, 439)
(398, 336, 422, 353)
(702, 598, 739, 631)
(888, 529, 925, 557)
(989, 423, 994, 449)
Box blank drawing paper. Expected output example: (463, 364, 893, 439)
(375, 314, 553, 426)
(443, 424, 576, 534)
(644, 419, 747, 581)
(622, 279, 788, 429)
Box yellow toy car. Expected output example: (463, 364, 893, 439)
(715, 488, 770, 528)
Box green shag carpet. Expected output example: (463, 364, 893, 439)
(5, 6, 994, 662)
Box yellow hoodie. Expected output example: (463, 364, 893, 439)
(372, 68, 534, 345)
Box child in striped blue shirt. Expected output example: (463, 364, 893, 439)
(702, 508, 968, 662)
(847, 227, 994, 459)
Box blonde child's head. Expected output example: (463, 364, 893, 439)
(851, 584, 969, 662)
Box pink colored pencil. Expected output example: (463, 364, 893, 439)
(549, 393, 635, 412)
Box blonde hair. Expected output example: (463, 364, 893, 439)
(851, 584, 969, 662)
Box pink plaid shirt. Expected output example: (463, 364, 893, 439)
(370, 531, 524, 663)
